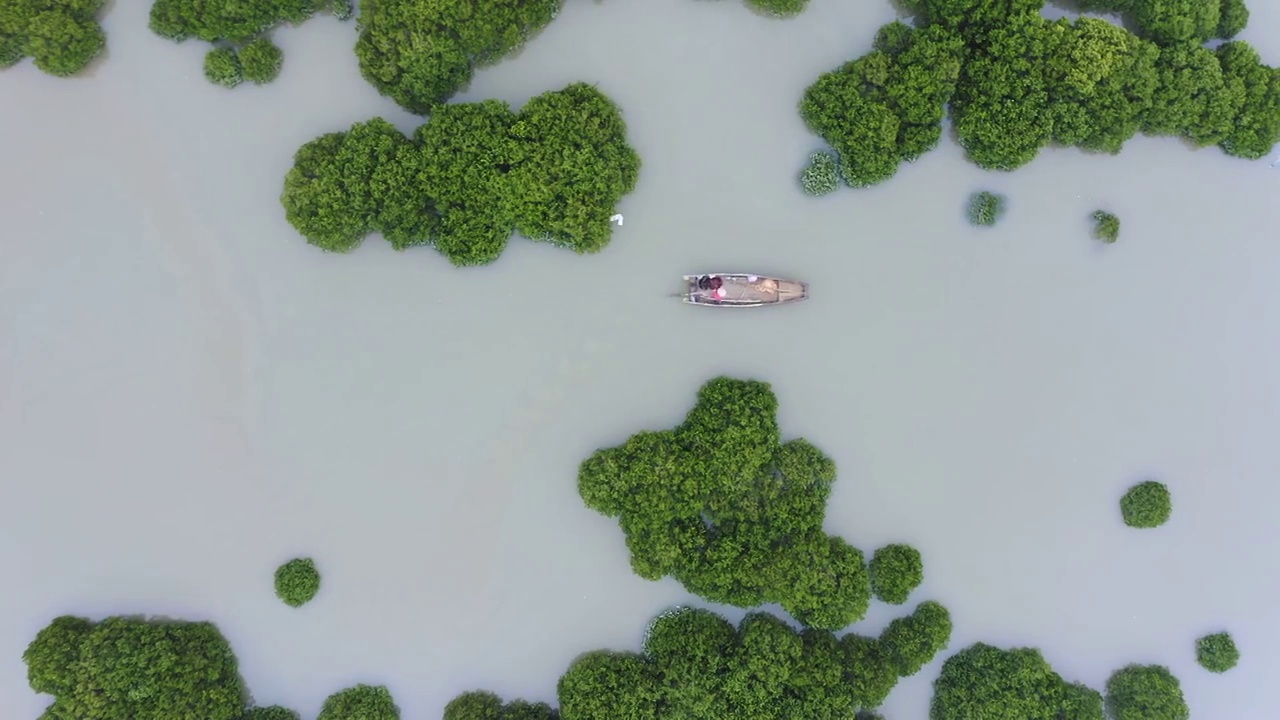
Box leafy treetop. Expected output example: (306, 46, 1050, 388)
(317, 684, 400, 720)
(579, 377, 871, 630)
(930, 642, 1105, 720)
(449, 604, 951, 720)
(241, 707, 301, 720)
(281, 83, 640, 266)
(869, 544, 925, 605)
(1105, 664, 1189, 720)
(1196, 631, 1240, 673)
(0, 0, 106, 77)
(23, 615, 247, 720)
(802, 0, 1279, 189)
(149, 0, 343, 44)
(274, 557, 321, 607)
(355, 0, 563, 113)
(1119, 480, 1172, 528)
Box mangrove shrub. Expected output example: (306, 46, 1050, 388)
(281, 83, 640, 266)
(799, 151, 840, 196)
(801, 0, 1280, 190)
(240, 38, 283, 84)
(449, 605, 951, 719)
(869, 543, 924, 605)
(23, 615, 247, 720)
(149, 0, 349, 85)
(931, 643, 1105, 720)
(968, 191, 1005, 226)
(204, 47, 242, 88)
(1093, 210, 1120, 243)
(1120, 480, 1171, 528)
(242, 707, 301, 720)
(1105, 664, 1189, 720)
(355, 0, 563, 113)
(317, 685, 400, 720)
(0, 0, 106, 77)
(1196, 631, 1240, 672)
(578, 377, 870, 630)
(274, 557, 321, 607)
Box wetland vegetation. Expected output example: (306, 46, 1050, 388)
(799, 0, 1280, 191)
(281, 83, 640, 265)
(1093, 210, 1121, 243)
(967, 191, 1006, 226)
(274, 557, 321, 607)
(1120, 479, 1172, 528)
(1197, 631, 1240, 673)
(0, 0, 107, 77)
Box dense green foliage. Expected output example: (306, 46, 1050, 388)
(240, 38, 283, 84)
(150, 0, 348, 85)
(579, 377, 872, 629)
(281, 83, 640, 265)
(744, 0, 809, 16)
(449, 604, 950, 719)
(931, 643, 1104, 720)
(274, 557, 321, 606)
(801, 0, 1279, 190)
(800, 151, 840, 195)
(870, 544, 924, 605)
(242, 707, 301, 720)
(317, 685, 400, 720)
(24, 615, 247, 720)
(355, 0, 563, 113)
(968, 191, 1005, 226)
(1120, 480, 1172, 528)
(0, 0, 106, 76)
(1093, 210, 1120, 243)
(801, 22, 965, 186)
(204, 47, 243, 88)
(1196, 631, 1240, 672)
(1105, 664, 1189, 720)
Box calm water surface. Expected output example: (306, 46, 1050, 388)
(3, 0, 1280, 717)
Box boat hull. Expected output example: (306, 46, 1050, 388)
(681, 274, 808, 307)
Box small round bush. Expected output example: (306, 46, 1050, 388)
(869, 544, 924, 605)
(800, 151, 839, 196)
(1093, 210, 1120, 244)
(274, 557, 320, 607)
(239, 38, 283, 84)
(968, 191, 1006, 226)
(1120, 480, 1171, 528)
(331, 0, 354, 21)
(1105, 664, 1188, 720)
(1196, 631, 1239, 673)
(204, 47, 242, 88)
(745, 0, 810, 17)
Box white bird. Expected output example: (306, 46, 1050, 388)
(610, 213, 624, 226)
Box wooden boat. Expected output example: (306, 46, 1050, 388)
(681, 273, 809, 307)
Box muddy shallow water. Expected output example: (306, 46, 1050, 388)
(3, 0, 1280, 717)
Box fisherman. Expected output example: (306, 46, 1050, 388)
(697, 275, 714, 290)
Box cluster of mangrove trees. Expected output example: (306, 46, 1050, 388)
(149, 0, 352, 86)
(446, 603, 953, 719)
(281, 82, 640, 266)
(0, 0, 107, 76)
(800, 0, 1280, 189)
(578, 377, 928, 630)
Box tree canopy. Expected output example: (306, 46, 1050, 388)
(317, 684, 400, 720)
(274, 557, 321, 607)
(281, 83, 639, 266)
(930, 643, 1104, 720)
(1120, 480, 1172, 528)
(1196, 631, 1240, 672)
(1105, 664, 1189, 720)
(24, 615, 247, 720)
(0, 0, 106, 77)
(802, 0, 1279, 190)
(869, 544, 924, 605)
(354, 0, 563, 113)
(448, 604, 950, 720)
(579, 377, 876, 630)
(149, 0, 349, 85)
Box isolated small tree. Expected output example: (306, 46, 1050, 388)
(274, 557, 321, 607)
(1196, 631, 1240, 673)
(745, 0, 810, 17)
(1105, 664, 1188, 720)
(1120, 480, 1171, 528)
(1092, 210, 1120, 243)
(968, 191, 1006, 226)
(318, 685, 399, 720)
(204, 47, 242, 87)
(870, 544, 924, 605)
(799, 151, 840, 196)
(239, 38, 283, 84)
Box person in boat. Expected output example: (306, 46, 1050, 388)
(697, 275, 713, 290)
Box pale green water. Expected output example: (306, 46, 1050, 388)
(2, 0, 1279, 717)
